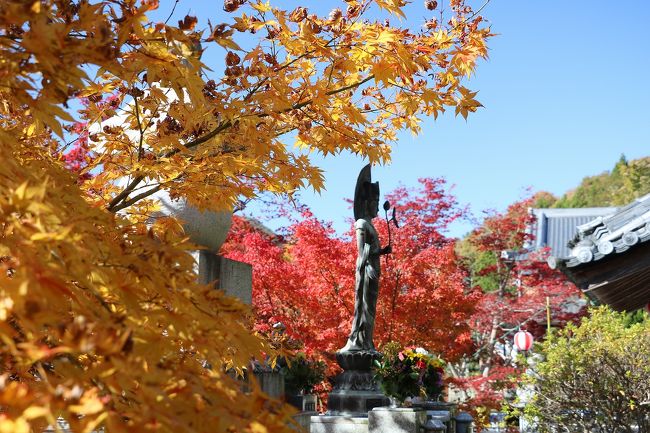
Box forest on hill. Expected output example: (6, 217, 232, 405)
(539, 155, 650, 208)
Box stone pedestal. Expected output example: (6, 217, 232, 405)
(326, 351, 389, 417)
(311, 415, 369, 433)
(368, 407, 427, 433)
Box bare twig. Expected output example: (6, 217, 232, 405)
(164, 0, 180, 25)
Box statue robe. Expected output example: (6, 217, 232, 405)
(341, 218, 380, 352)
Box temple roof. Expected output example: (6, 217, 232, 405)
(548, 193, 650, 312)
(549, 193, 650, 268)
(528, 207, 617, 258)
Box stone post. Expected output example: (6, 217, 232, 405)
(193, 250, 252, 304)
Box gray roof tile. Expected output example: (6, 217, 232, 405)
(529, 208, 617, 258)
(550, 194, 650, 268)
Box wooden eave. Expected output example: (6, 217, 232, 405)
(558, 240, 650, 312)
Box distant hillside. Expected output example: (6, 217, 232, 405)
(537, 155, 650, 208)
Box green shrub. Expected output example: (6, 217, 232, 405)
(525, 306, 650, 432)
(283, 352, 326, 394)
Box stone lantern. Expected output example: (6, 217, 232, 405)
(422, 418, 446, 433)
(154, 190, 233, 253)
(454, 412, 474, 433)
(97, 88, 252, 305)
(151, 189, 251, 304)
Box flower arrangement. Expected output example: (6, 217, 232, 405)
(373, 342, 445, 403)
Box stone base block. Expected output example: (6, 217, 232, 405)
(327, 389, 389, 417)
(311, 415, 369, 433)
(292, 411, 317, 432)
(368, 407, 427, 433)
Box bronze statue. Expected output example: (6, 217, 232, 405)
(341, 164, 392, 353)
(327, 164, 396, 415)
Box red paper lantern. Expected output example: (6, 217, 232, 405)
(514, 330, 534, 352)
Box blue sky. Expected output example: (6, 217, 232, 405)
(154, 1, 650, 237)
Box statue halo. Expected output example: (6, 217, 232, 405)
(353, 164, 379, 220)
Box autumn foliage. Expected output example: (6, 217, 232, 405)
(453, 197, 585, 422)
(223, 188, 586, 423)
(0, 0, 491, 431)
(0, 135, 287, 433)
(221, 179, 479, 366)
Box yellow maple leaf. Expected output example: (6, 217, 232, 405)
(251, 1, 271, 13)
(249, 421, 268, 433)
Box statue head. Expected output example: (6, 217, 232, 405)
(354, 164, 380, 220)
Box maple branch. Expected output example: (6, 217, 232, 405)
(175, 119, 234, 153)
(318, 268, 352, 316)
(143, 88, 172, 132)
(463, 0, 491, 23)
(241, 35, 338, 103)
(234, 50, 318, 111)
(107, 74, 376, 212)
(297, 107, 365, 145)
(110, 184, 163, 213)
(470, 306, 549, 364)
(183, 74, 375, 152)
(386, 80, 422, 96)
(106, 90, 172, 213)
(133, 94, 145, 160)
(262, 283, 277, 320)
(327, 74, 376, 96)
(107, 175, 144, 212)
(189, 296, 220, 318)
(388, 269, 401, 341)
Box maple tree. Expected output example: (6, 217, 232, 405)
(0, 0, 490, 431)
(221, 178, 478, 371)
(453, 197, 586, 423)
